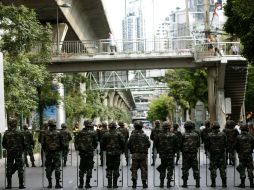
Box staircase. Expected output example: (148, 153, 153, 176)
(224, 63, 248, 122)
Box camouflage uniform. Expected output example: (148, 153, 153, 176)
(200, 120, 211, 155)
(60, 123, 72, 167)
(116, 121, 129, 165)
(207, 122, 227, 187)
(38, 122, 48, 167)
(155, 121, 178, 187)
(150, 120, 161, 166)
(101, 122, 125, 188)
(181, 121, 200, 188)
(235, 124, 254, 188)
(128, 121, 151, 188)
(22, 124, 36, 167)
(223, 120, 239, 165)
(42, 119, 64, 189)
(97, 122, 108, 166)
(75, 120, 97, 188)
(2, 118, 26, 189)
(173, 123, 182, 165)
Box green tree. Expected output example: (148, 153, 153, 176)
(224, 0, 254, 63)
(0, 5, 52, 119)
(147, 94, 176, 121)
(245, 65, 254, 113)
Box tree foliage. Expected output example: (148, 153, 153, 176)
(147, 94, 176, 121)
(245, 65, 254, 112)
(224, 0, 254, 63)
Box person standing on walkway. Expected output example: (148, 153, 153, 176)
(235, 124, 254, 188)
(116, 121, 129, 165)
(128, 121, 151, 188)
(181, 120, 200, 188)
(75, 120, 97, 188)
(42, 119, 64, 189)
(207, 121, 227, 187)
(60, 123, 72, 167)
(101, 121, 125, 188)
(23, 124, 36, 167)
(150, 120, 161, 166)
(2, 118, 26, 189)
(155, 121, 178, 187)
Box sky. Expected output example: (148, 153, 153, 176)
(103, 0, 185, 39)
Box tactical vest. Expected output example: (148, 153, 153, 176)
(104, 131, 122, 155)
(45, 130, 61, 151)
(77, 130, 95, 152)
(237, 133, 253, 155)
(157, 132, 176, 154)
(129, 132, 149, 154)
(182, 132, 199, 153)
(4, 130, 24, 152)
(208, 131, 225, 153)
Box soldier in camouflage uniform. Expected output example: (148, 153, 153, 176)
(60, 123, 72, 167)
(207, 121, 227, 187)
(155, 121, 178, 187)
(75, 120, 97, 188)
(223, 120, 239, 165)
(181, 120, 200, 188)
(173, 123, 182, 165)
(116, 121, 129, 165)
(235, 124, 254, 188)
(200, 120, 211, 155)
(38, 122, 48, 167)
(150, 120, 161, 166)
(42, 119, 64, 189)
(101, 121, 125, 188)
(128, 121, 151, 188)
(22, 124, 36, 167)
(97, 122, 108, 166)
(2, 118, 26, 189)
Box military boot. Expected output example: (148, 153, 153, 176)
(113, 178, 118, 188)
(238, 178, 245, 188)
(78, 177, 84, 188)
(159, 179, 164, 187)
(196, 178, 200, 188)
(55, 179, 62, 189)
(85, 178, 91, 188)
(167, 179, 172, 188)
(142, 180, 148, 188)
(6, 177, 12, 189)
(222, 178, 227, 188)
(250, 178, 254, 188)
(182, 179, 187, 188)
(107, 178, 112, 188)
(132, 179, 137, 188)
(47, 178, 52, 189)
(19, 177, 26, 189)
(31, 162, 36, 167)
(211, 178, 216, 187)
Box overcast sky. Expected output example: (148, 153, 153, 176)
(103, 0, 185, 39)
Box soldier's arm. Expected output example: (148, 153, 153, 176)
(93, 133, 98, 149)
(2, 134, 6, 149)
(145, 135, 151, 148)
(68, 132, 72, 141)
(150, 130, 154, 141)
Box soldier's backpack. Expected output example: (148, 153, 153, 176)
(77, 131, 95, 152)
(209, 132, 225, 153)
(239, 135, 253, 155)
(45, 131, 61, 151)
(158, 132, 176, 154)
(129, 132, 149, 154)
(182, 132, 199, 153)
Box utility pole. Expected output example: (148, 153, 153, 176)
(204, 0, 210, 36)
(185, 0, 190, 36)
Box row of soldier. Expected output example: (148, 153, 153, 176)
(2, 118, 254, 189)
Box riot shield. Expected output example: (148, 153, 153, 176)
(178, 149, 200, 187)
(41, 150, 64, 188)
(102, 151, 123, 187)
(76, 149, 99, 188)
(127, 153, 149, 187)
(4, 152, 26, 188)
(152, 155, 176, 187)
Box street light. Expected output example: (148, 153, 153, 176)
(56, 3, 71, 54)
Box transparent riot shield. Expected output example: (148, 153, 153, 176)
(41, 150, 64, 188)
(178, 149, 200, 187)
(76, 149, 98, 188)
(4, 152, 26, 188)
(205, 152, 228, 187)
(102, 151, 123, 187)
(153, 155, 176, 187)
(127, 153, 149, 187)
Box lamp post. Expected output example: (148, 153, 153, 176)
(56, 3, 71, 54)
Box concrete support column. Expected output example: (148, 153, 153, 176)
(53, 23, 69, 53)
(108, 92, 115, 107)
(117, 98, 122, 108)
(56, 82, 65, 129)
(113, 94, 119, 107)
(216, 90, 226, 129)
(0, 53, 6, 132)
(208, 67, 217, 122)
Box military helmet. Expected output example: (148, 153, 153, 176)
(225, 120, 235, 129)
(162, 121, 171, 129)
(155, 120, 160, 127)
(184, 120, 194, 130)
(173, 123, 179, 129)
(102, 121, 108, 128)
(23, 124, 28, 129)
(109, 121, 117, 128)
(240, 124, 249, 131)
(83, 119, 93, 127)
(212, 121, 220, 129)
(134, 120, 143, 129)
(8, 118, 17, 128)
(48, 119, 57, 127)
(61, 123, 67, 129)
(118, 121, 124, 127)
